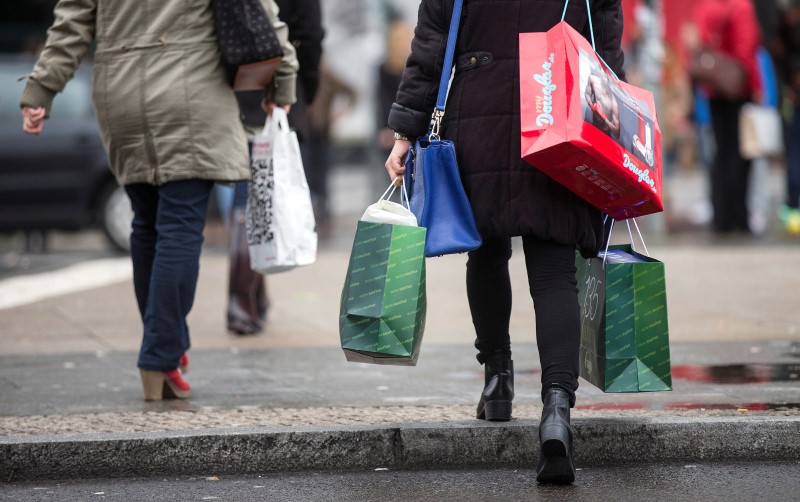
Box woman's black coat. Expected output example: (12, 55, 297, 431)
(388, 0, 625, 257)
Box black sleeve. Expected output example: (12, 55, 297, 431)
(592, 0, 626, 82)
(387, 0, 449, 138)
(276, 0, 325, 104)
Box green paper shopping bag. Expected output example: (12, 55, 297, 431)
(339, 220, 427, 365)
(576, 244, 672, 392)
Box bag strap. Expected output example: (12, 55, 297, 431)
(561, 0, 596, 51)
(561, 0, 621, 81)
(428, 0, 464, 140)
(601, 215, 650, 267)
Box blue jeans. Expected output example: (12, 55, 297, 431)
(125, 180, 213, 371)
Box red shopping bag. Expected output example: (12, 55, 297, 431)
(519, 22, 663, 220)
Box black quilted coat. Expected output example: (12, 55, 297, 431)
(387, 0, 625, 257)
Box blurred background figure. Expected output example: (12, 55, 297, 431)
(377, 10, 415, 161)
(226, 0, 321, 336)
(746, 45, 782, 235)
(771, 0, 800, 236)
(683, 0, 762, 235)
(624, 1, 665, 107)
(277, 0, 326, 231)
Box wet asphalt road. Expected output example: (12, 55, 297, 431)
(2, 462, 799, 502)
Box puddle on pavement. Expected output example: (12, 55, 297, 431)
(671, 363, 800, 384)
(514, 363, 800, 384)
(577, 402, 800, 412)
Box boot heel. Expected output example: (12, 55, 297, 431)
(539, 424, 570, 449)
(484, 400, 512, 421)
(140, 370, 165, 401)
(541, 437, 568, 458)
(536, 387, 576, 484)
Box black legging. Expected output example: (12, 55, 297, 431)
(709, 98, 752, 233)
(466, 236, 581, 407)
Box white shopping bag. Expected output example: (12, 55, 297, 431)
(739, 104, 784, 160)
(360, 181, 418, 227)
(247, 108, 317, 274)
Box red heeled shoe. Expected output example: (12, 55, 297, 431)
(180, 353, 189, 374)
(140, 369, 191, 401)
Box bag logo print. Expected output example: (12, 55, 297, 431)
(533, 53, 557, 127)
(246, 142, 275, 246)
(622, 153, 656, 193)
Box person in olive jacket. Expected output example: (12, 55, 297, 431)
(384, 0, 625, 484)
(21, 0, 297, 402)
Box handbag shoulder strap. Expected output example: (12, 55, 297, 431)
(435, 0, 464, 112)
(429, 0, 463, 138)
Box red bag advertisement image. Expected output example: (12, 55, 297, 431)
(519, 22, 663, 220)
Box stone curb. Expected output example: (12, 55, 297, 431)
(2, 416, 799, 481)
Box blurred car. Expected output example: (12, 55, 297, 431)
(0, 56, 132, 252)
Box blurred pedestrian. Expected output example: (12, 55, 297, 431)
(771, 0, 800, 235)
(377, 15, 415, 158)
(226, 0, 315, 335)
(21, 0, 296, 401)
(684, 0, 762, 234)
(275, 0, 327, 231)
(384, 0, 625, 484)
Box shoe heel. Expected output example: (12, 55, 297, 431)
(140, 370, 165, 401)
(541, 437, 568, 458)
(539, 424, 570, 454)
(538, 433, 574, 484)
(484, 400, 512, 421)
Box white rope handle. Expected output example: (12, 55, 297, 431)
(604, 215, 650, 265)
(380, 178, 411, 210)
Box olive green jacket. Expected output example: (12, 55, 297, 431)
(20, 0, 298, 186)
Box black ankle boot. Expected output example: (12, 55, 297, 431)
(536, 387, 575, 484)
(476, 353, 514, 421)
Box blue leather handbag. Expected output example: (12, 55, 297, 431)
(404, 0, 482, 257)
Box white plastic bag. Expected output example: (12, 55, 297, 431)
(360, 181, 418, 227)
(247, 108, 317, 274)
(739, 104, 784, 160)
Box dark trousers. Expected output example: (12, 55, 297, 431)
(787, 105, 800, 208)
(125, 180, 213, 371)
(466, 236, 581, 407)
(709, 99, 752, 232)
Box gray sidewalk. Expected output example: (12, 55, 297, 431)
(1, 167, 799, 481)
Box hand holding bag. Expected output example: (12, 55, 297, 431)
(404, 0, 482, 258)
(214, 0, 284, 91)
(247, 108, 317, 274)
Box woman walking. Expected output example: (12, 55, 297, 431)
(21, 0, 297, 401)
(385, 0, 624, 483)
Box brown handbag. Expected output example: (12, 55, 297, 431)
(213, 0, 284, 91)
(688, 48, 748, 100)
